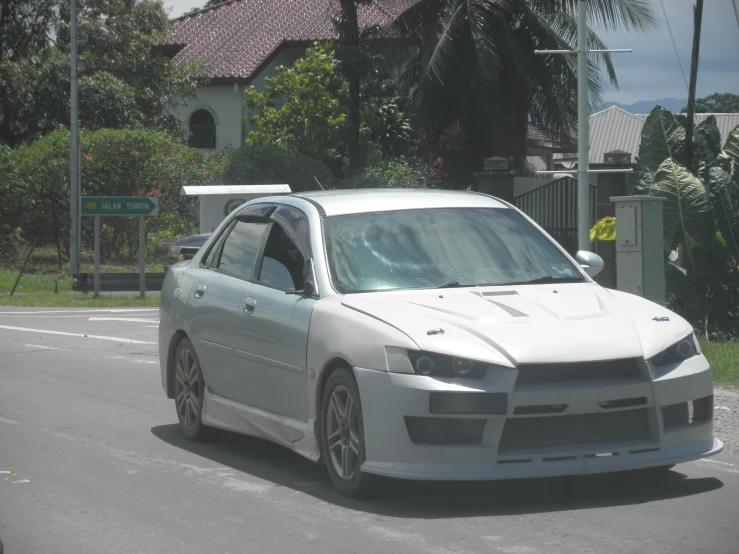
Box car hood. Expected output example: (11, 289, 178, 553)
(341, 283, 693, 366)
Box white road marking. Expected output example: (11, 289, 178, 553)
(108, 356, 158, 365)
(0, 417, 18, 425)
(694, 459, 739, 474)
(13, 479, 30, 484)
(0, 308, 158, 315)
(0, 471, 13, 474)
(88, 317, 159, 323)
(699, 458, 736, 467)
(22, 344, 62, 351)
(0, 324, 155, 345)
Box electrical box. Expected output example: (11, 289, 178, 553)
(610, 195, 666, 305)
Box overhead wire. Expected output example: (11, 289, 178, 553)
(658, 0, 689, 93)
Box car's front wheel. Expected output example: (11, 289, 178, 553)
(174, 337, 208, 441)
(321, 368, 372, 497)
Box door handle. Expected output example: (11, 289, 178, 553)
(244, 297, 257, 314)
(195, 283, 206, 298)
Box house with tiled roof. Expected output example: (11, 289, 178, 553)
(154, 0, 417, 150)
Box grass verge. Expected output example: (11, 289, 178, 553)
(0, 293, 160, 308)
(701, 341, 739, 387)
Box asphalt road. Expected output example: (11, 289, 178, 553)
(1, 307, 738, 554)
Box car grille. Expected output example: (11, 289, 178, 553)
(515, 358, 643, 388)
(404, 416, 486, 445)
(429, 392, 507, 415)
(498, 408, 652, 453)
(662, 395, 713, 430)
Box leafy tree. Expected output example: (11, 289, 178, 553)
(381, 0, 656, 180)
(637, 106, 739, 336)
(3, 129, 216, 262)
(244, 43, 413, 178)
(0, 0, 203, 146)
(683, 93, 739, 114)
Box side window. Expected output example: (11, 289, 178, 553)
(258, 224, 305, 291)
(216, 220, 269, 280)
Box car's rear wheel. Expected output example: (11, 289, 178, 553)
(174, 338, 208, 441)
(321, 368, 372, 497)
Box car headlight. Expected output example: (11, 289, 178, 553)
(650, 334, 699, 367)
(408, 351, 489, 378)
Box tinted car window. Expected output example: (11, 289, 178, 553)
(216, 220, 269, 280)
(258, 224, 305, 291)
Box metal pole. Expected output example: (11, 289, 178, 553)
(139, 216, 146, 299)
(577, 0, 590, 252)
(94, 215, 100, 298)
(69, 0, 80, 275)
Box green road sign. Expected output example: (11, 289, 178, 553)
(82, 196, 158, 216)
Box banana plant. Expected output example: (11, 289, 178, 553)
(637, 107, 739, 335)
(637, 107, 739, 271)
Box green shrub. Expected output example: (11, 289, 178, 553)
(347, 156, 443, 189)
(219, 145, 336, 193)
(3, 128, 217, 263)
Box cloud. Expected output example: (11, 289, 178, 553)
(594, 0, 739, 103)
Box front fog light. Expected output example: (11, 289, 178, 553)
(415, 356, 435, 375)
(453, 357, 474, 375)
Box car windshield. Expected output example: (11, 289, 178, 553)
(323, 207, 584, 293)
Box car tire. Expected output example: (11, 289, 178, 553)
(174, 337, 208, 441)
(321, 367, 372, 497)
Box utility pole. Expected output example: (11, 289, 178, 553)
(576, 0, 590, 251)
(69, 0, 80, 274)
(534, 0, 632, 252)
(685, 0, 704, 172)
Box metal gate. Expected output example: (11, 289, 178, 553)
(513, 177, 597, 255)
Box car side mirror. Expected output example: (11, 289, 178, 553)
(575, 250, 604, 277)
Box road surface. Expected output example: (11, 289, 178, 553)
(1, 307, 737, 553)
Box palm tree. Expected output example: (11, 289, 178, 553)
(337, 0, 374, 172)
(380, 0, 656, 181)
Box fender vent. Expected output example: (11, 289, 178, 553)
(404, 417, 485, 445)
(662, 395, 713, 430)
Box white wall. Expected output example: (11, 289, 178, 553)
(171, 46, 308, 152)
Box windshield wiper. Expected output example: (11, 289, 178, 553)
(500, 275, 584, 286)
(437, 281, 462, 288)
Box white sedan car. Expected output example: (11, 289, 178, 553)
(159, 189, 723, 497)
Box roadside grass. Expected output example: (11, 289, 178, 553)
(0, 292, 160, 308)
(701, 341, 739, 388)
(0, 246, 164, 294)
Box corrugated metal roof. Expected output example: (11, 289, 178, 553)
(556, 106, 739, 165)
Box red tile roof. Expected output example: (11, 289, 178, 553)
(160, 0, 417, 82)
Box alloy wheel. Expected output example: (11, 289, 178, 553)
(175, 347, 202, 431)
(326, 385, 361, 480)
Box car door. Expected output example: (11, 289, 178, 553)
(234, 205, 316, 422)
(186, 205, 273, 402)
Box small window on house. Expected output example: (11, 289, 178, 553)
(188, 109, 216, 148)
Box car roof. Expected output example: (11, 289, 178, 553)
(291, 188, 507, 216)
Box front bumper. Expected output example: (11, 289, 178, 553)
(354, 355, 724, 480)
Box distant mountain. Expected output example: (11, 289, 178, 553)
(594, 97, 688, 114)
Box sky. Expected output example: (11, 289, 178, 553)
(163, 0, 739, 105)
